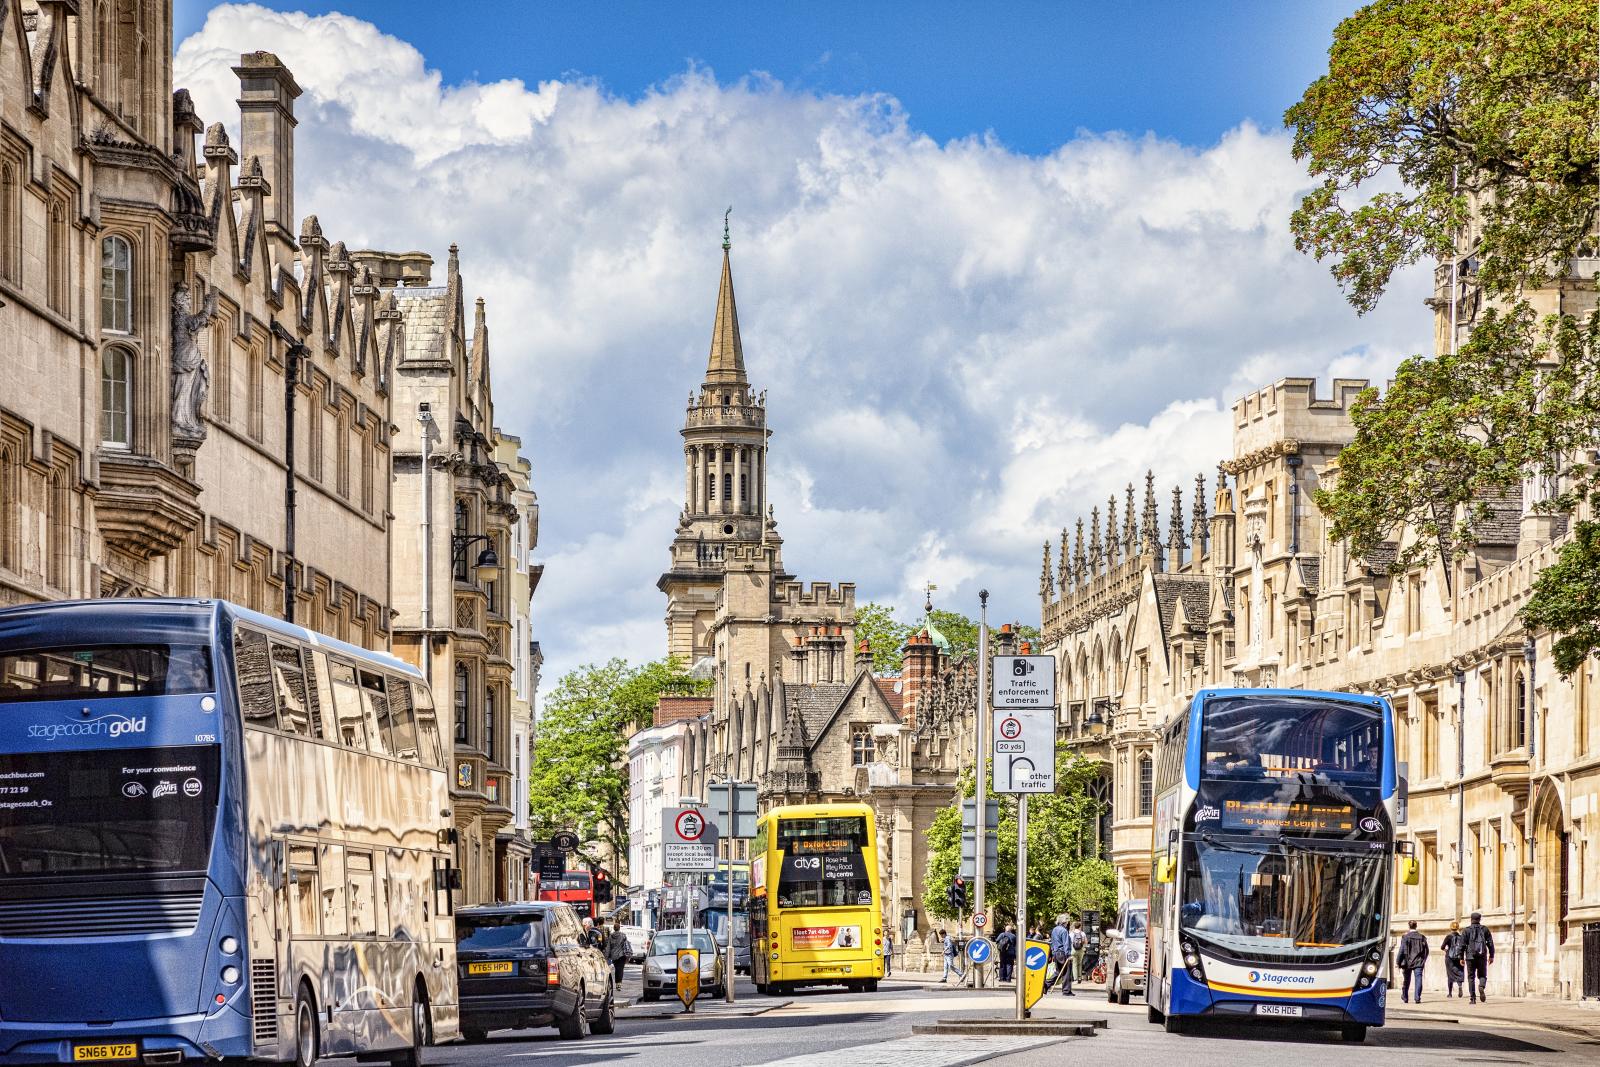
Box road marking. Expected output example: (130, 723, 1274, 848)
(754, 1034, 1062, 1066)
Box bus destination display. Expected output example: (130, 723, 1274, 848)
(1220, 798, 1356, 833)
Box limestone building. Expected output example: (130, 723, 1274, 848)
(1, 7, 390, 640)
(495, 431, 542, 901)
(1043, 367, 1600, 995)
(384, 250, 535, 907)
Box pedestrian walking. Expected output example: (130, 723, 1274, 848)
(883, 929, 894, 977)
(1442, 921, 1465, 998)
(1070, 920, 1087, 983)
(605, 920, 629, 985)
(996, 924, 1018, 983)
(939, 928, 965, 983)
(1461, 911, 1495, 1003)
(1050, 915, 1074, 996)
(1396, 920, 1429, 1003)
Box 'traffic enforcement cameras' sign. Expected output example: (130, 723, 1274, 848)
(662, 805, 719, 872)
(991, 655, 1056, 708)
(993, 706, 1056, 793)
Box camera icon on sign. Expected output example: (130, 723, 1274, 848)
(1011, 658, 1034, 677)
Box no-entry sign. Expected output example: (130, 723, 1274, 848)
(662, 805, 718, 871)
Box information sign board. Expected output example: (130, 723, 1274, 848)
(662, 806, 719, 871)
(991, 655, 1056, 708)
(992, 706, 1056, 793)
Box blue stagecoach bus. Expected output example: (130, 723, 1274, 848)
(1145, 687, 1417, 1042)
(0, 599, 460, 1066)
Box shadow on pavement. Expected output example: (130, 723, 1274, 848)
(1173, 1019, 1558, 1055)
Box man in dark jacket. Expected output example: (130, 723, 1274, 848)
(1462, 912, 1495, 1003)
(996, 924, 1018, 983)
(1395, 920, 1429, 1003)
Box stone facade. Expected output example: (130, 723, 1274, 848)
(385, 250, 536, 907)
(1042, 362, 1600, 996)
(494, 431, 541, 901)
(1, 8, 389, 641)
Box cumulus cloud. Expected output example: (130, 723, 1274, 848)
(175, 4, 1432, 680)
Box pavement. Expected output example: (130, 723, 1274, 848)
(1386, 993, 1600, 1041)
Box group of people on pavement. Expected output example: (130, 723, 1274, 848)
(580, 916, 632, 984)
(938, 915, 1097, 993)
(1394, 912, 1497, 1004)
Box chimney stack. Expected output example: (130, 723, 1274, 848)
(234, 52, 302, 268)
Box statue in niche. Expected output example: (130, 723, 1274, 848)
(171, 284, 220, 443)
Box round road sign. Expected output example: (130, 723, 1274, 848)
(966, 937, 994, 965)
(999, 716, 1023, 741)
(551, 830, 580, 853)
(972, 911, 988, 929)
(675, 809, 706, 841)
(1024, 944, 1049, 971)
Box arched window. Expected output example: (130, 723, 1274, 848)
(453, 664, 470, 745)
(47, 199, 68, 314)
(0, 163, 18, 283)
(1138, 754, 1154, 818)
(0, 445, 13, 570)
(101, 347, 132, 447)
(101, 235, 133, 333)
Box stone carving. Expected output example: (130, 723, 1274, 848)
(171, 285, 220, 443)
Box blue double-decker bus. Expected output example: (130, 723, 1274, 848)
(1145, 687, 1416, 1042)
(0, 599, 461, 1066)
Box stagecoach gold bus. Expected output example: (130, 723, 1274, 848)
(747, 802, 884, 994)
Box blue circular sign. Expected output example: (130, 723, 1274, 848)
(967, 937, 994, 964)
(1024, 946, 1049, 971)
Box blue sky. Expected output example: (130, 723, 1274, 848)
(176, 0, 1357, 154)
(174, 3, 1426, 682)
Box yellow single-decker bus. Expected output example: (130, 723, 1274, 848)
(748, 802, 884, 994)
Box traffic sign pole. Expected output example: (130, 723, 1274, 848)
(1015, 793, 1028, 1021)
(973, 590, 989, 989)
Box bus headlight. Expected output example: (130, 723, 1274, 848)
(221, 966, 240, 985)
(220, 936, 239, 955)
(1183, 953, 1200, 969)
(1361, 960, 1379, 976)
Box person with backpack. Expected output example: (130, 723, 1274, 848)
(1070, 920, 1088, 984)
(996, 924, 1018, 983)
(1461, 912, 1495, 1003)
(1441, 921, 1465, 998)
(1395, 920, 1429, 1003)
(939, 928, 964, 983)
(605, 920, 630, 984)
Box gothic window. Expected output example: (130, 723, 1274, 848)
(0, 161, 18, 284)
(0, 444, 14, 571)
(247, 343, 264, 441)
(100, 347, 133, 448)
(1137, 754, 1153, 818)
(101, 235, 133, 334)
(453, 499, 470, 581)
(1513, 671, 1528, 750)
(308, 387, 323, 479)
(336, 408, 351, 498)
(360, 428, 374, 514)
(453, 664, 470, 745)
(47, 462, 71, 591)
(212, 315, 232, 423)
(851, 727, 873, 767)
(47, 198, 69, 315)
(484, 686, 496, 759)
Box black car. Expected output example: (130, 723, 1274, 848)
(456, 902, 616, 1042)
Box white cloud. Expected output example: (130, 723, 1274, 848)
(175, 5, 1432, 683)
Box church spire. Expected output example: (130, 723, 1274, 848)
(705, 214, 747, 386)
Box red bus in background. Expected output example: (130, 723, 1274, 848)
(535, 869, 613, 920)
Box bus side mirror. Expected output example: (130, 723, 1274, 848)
(1156, 857, 1176, 884)
(1399, 857, 1419, 886)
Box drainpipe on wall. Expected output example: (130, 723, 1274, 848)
(1455, 669, 1466, 876)
(272, 323, 308, 623)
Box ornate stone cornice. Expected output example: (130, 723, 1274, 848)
(1220, 439, 1300, 475)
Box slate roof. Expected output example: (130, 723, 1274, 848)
(1296, 557, 1321, 592)
(1473, 488, 1523, 546)
(1153, 575, 1210, 637)
(788, 683, 851, 742)
(1361, 542, 1399, 576)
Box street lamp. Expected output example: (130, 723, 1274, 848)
(451, 533, 500, 581)
(1086, 698, 1113, 737)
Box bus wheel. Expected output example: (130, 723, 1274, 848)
(864, 980, 879, 993)
(1340, 1024, 1367, 1043)
(292, 989, 319, 1067)
(390, 983, 428, 1067)
(1146, 1003, 1163, 1025)
(1163, 1012, 1187, 1035)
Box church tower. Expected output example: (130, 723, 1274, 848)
(658, 223, 785, 666)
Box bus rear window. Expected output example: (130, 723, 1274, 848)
(0, 645, 212, 704)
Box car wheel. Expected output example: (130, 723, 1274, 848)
(591, 983, 616, 1035)
(557, 988, 590, 1040)
(641, 990, 660, 1003)
(1107, 971, 1118, 1003)
(293, 989, 319, 1067)
(1118, 987, 1131, 1006)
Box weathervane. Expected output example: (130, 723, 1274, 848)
(723, 206, 732, 251)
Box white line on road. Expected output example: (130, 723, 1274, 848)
(753, 1035, 1062, 1066)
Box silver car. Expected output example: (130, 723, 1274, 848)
(641, 929, 724, 1001)
(1106, 899, 1148, 1006)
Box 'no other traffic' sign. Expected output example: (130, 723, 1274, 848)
(662, 806, 718, 872)
(993, 706, 1056, 793)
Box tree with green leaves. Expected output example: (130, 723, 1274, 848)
(921, 752, 1116, 929)
(855, 602, 914, 671)
(528, 657, 706, 866)
(1288, 0, 1600, 673)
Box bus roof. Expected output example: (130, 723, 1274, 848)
(0, 598, 420, 680)
(758, 801, 875, 821)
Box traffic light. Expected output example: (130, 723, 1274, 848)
(593, 867, 613, 904)
(947, 876, 967, 913)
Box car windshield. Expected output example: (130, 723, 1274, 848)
(1180, 836, 1386, 959)
(1123, 909, 1146, 938)
(650, 930, 716, 955)
(457, 913, 548, 950)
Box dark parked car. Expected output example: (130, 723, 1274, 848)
(456, 902, 616, 1041)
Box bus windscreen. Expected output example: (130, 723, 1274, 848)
(0, 745, 220, 879)
(1201, 695, 1382, 785)
(775, 816, 871, 908)
(0, 644, 213, 703)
